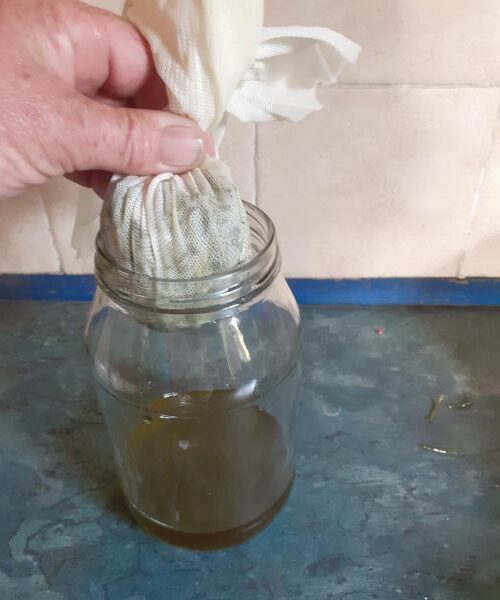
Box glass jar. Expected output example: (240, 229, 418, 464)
(85, 203, 301, 549)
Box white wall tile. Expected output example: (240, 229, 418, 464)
(266, 0, 500, 85)
(257, 88, 499, 278)
(83, 0, 124, 13)
(0, 190, 60, 273)
(40, 179, 95, 275)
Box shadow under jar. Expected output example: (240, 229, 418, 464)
(85, 203, 301, 550)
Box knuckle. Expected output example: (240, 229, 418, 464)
(118, 110, 153, 173)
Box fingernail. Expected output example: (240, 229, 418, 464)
(161, 126, 204, 168)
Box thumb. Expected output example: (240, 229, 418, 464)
(69, 97, 209, 176)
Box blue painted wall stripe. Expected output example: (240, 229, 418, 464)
(0, 275, 499, 305)
(0, 275, 97, 301)
(288, 278, 500, 306)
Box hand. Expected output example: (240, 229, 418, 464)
(0, 0, 211, 199)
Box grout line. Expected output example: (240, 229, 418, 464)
(457, 90, 500, 279)
(458, 165, 487, 279)
(332, 83, 500, 90)
(253, 123, 258, 207)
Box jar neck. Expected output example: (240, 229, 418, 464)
(94, 202, 281, 314)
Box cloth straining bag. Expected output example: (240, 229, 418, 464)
(76, 0, 361, 290)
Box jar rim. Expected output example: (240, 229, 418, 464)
(94, 202, 281, 312)
(95, 202, 275, 284)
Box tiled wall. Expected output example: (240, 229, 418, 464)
(4, 0, 500, 278)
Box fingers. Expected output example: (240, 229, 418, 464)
(67, 130, 215, 199)
(68, 96, 210, 176)
(74, 2, 156, 99)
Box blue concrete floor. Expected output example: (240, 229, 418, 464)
(1, 302, 500, 599)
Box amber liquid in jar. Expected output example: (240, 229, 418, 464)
(122, 388, 295, 550)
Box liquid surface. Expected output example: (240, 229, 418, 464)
(121, 390, 294, 549)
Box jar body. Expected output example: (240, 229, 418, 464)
(86, 274, 300, 549)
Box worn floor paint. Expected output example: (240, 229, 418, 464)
(1, 302, 500, 599)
